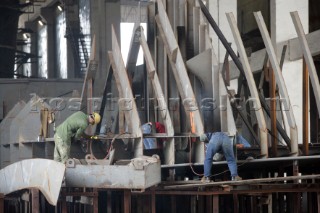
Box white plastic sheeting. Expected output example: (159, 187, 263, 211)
(0, 159, 65, 205)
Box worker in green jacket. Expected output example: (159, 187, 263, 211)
(54, 111, 101, 163)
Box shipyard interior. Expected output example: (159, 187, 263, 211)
(0, 0, 320, 212)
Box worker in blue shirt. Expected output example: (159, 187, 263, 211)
(141, 122, 157, 149)
(200, 132, 251, 182)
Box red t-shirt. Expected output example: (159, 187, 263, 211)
(155, 122, 166, 148)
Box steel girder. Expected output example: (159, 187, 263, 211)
(155, 0, 204, 136)
(254, 11, 299, 155)
(155, 0, 204, 163)
(108, 25, 143, 157)
(139, 28, 175, 165)
(226, 12, 269, 157)
(290, 11, 320, 117)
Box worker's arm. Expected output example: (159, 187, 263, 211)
(75, 126, 87, 140)
(236, 144, 244, 149)
(236, 135, 251, 148)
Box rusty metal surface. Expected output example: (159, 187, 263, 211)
(0, 159, 65, 206)
(65, 156, 161, 189)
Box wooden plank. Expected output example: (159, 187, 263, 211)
(290, 11, 320, 117)
(254, 11, 299, 155)
(226, 12, 268, 157)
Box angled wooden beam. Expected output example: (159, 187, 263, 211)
(140, 28, 175, 165)
(226, 12, 268, 158)
(254, 11, 299, 156)
(290, 11, 320, 117)
(108, 25, 143, 157)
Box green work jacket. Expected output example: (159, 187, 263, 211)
(55, 111, 89, 142)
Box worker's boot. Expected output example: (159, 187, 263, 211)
(231, 176, 242, 181)
(201, 176, 211, 183)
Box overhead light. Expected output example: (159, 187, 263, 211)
(38, 20, 44, 26)
(57, 5, 63, 11)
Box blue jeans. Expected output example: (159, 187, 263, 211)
(204, 132, 238, 178)
(141, 123, 157, 149)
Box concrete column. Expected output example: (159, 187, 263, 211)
(270, 0, 308, 144)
